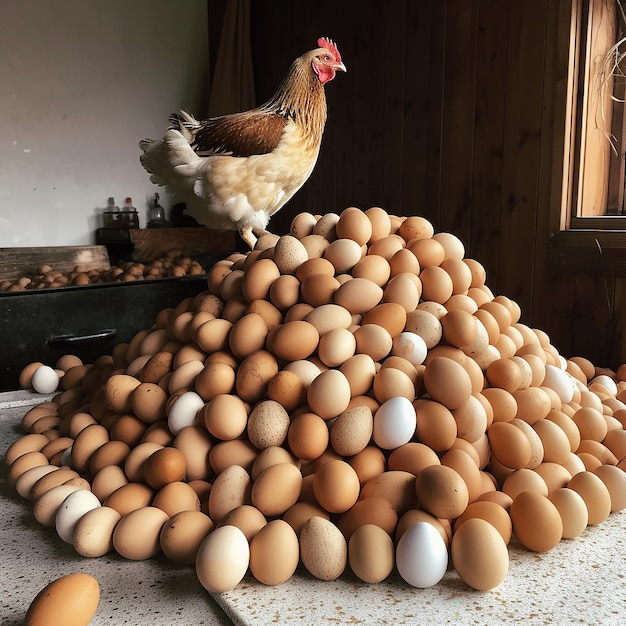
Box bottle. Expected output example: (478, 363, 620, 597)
(147, 193, 169, 227)
(122, 197, 139, 229)
(103, 197, 121, 228)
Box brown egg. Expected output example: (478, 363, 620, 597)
(249, 519, 300, 585)
(388, 442, 440, 475)
(217, 504, 267, 541)
(548, 487, 588, 538)
(414, 399, 457, 452)
(408, 237, 445, 267)
(488, 421, 531, 470)
(24, 573, 100, 626)
(348, 446, 387, 485)
(299, 515, 347, 581)
(336, 207, 373, 245)
(143, 447, 187, 489)
(267, 370, 307, 411)
(306, 369, 352, 420)
(454, 500, 512, 544)
(486, 358, 523, 393)
(382, 273, 421, 312)
(88, 440, 131, 476)
(567, 470, 612, 524)
(91, 465, 129, 502)
(113, 506, 169, 560)
(251, 462, 302, 516)
(423, 356, 472, 410)
(105, 482, 154, 516)
(270, 320, 319, 360)
(228, 313, 268, 359)
(104, 374, 141, 413)
(201, 394, 248, 441)
(160, 509, 214, 565)
(352, 254, 392, 286)
(510, 491, 562, 552)
(312, 460, 360, 514)
(287, 412, 329, 461)
(415, 464, 469, 519)
(152, 481, 200, 517)
(338, 496, 398, 541)
(334, 277, 383, 314)
(451, 518, 509, 590)
(235, 350, 278, 404)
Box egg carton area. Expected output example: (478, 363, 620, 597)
(3, 208, 626, 624)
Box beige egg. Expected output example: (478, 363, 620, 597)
(316, 327, 356, 367)
(567, 470, 612, 524)
(208, 464, 252, 523)
(113, 506, 169, 560)
(246, 400, 290, 450)
(152, 481, 201, 517)
(388, 442, 440, 475)
(306, 369, 352, 420)
(91, 464, 129, 502)
(548, 487, 588, 538)
(73, 506, 122, 557)
(202, 394, 248, 441)
(299, 516, 347, 580)
(273, 234, 309, 274)
(383, 272, 421, 312)
(352, 254, 392, 286)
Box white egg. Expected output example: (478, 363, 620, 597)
(542, 364, 575, 403)
(396, 521, 448, 588)
(55, 489, 101, 543)
(167, 391, 205, 435)
(391, 332, 428, 365)
(372, 396, 416, 450)
(196, 525, 250, 593)
(590, 374, 618, 396)
(31, 365, 60, 394)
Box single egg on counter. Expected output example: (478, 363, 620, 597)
(249, 519, 300, 585)
(196, 525, 250, 593)
(30, 364, 61, 394)
(348, 523, 395, 584)
(24, 572, 100, 626)
(451, 518, 509, 591)
(299, 516, 347, 581)
(396, 521, 448, 588)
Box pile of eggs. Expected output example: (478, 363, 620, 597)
(0, 249, 204, 292)
(6, 207, 626, 597)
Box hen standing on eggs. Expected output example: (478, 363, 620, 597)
(139, 38, 346, 249)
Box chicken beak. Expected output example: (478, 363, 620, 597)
(335, 61, 347, 73)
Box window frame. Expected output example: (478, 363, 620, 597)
(550, 0, 626, 275)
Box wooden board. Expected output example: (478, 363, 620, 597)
(0, 245, 110, 281)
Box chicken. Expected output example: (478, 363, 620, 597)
(139, 37, 346, 249)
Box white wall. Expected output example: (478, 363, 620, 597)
(0, 0, 209, 247)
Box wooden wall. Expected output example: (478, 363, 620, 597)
(211, 0, 625, 369)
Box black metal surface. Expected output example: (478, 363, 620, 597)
(0, 276, 209, 391)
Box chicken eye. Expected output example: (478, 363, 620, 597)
(323, 55, 330, 62)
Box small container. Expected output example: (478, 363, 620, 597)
(121, 197, 139, 229)
(102, 197, 123, 228)
(147, 193, 170, 228)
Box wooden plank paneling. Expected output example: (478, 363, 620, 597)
(439, 0, 480, 245)
(469, 0, 509, 289)
(497, 0, 548, 316)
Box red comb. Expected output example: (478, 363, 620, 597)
(317, 37, 341, 63)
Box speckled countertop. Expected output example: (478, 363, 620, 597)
(2, 391, 626, 626)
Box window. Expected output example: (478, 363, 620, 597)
(565, 0, 626, 227)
